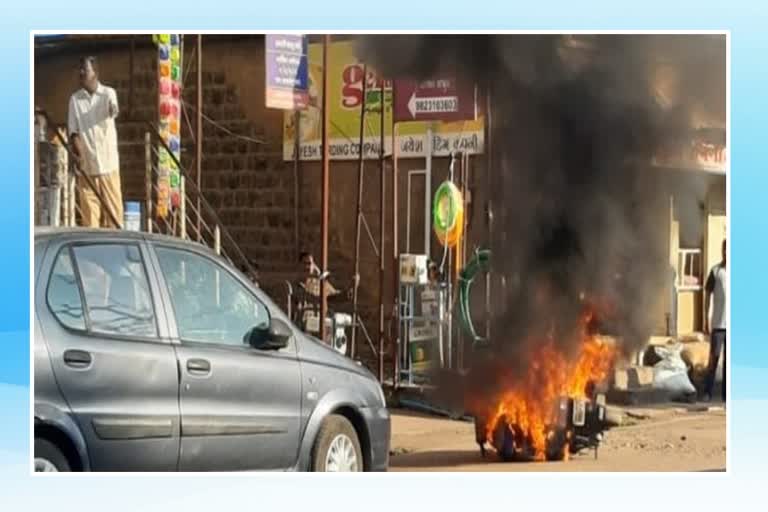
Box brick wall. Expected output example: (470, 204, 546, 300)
(33, 35, 490, 376)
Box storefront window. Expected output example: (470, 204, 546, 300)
(677, 248, 702, 290)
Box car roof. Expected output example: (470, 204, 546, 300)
(34, 227, 215, 254)
(35, 226, 263, 284)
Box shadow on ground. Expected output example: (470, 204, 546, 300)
(390, 450, 487, 468)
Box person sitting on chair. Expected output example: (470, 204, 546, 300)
(296, 252, 339, 335)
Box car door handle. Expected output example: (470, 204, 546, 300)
(63, 349, 92, 368)
(186, 358, 211, 375)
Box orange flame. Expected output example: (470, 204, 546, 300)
(484, 309, 616, 460)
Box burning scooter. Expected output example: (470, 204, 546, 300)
(459, 250, 616, 462)
(474, 383, 611, 462)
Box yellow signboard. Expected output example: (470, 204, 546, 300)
(283, 39, 485, 161)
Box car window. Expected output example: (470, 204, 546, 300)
(71, 244, 157, 338)
(155, 247, 270, 347)
(47, 249, 86, 330)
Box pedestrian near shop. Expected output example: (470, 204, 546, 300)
(68, 56, 123, 228)
(703, 238, 727, 402)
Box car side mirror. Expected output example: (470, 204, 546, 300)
(247, 317, 291, 350)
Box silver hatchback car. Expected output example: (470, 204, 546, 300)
(33, 227, 390, 472)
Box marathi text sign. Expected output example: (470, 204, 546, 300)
(289, 131, 484, 161)
(283, 39, 484, 161)
(653, 140, 727, 174)
(266, 34, 309, 110)
(393, 78, 478, 122)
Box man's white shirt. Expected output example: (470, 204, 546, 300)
(706, 263, 727, 330)
(68, 83, 120, 176)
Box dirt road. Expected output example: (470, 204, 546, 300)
(389, 405, 726, 471)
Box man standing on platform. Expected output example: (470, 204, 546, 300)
(68, 56, 123, 228)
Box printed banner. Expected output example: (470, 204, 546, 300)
(283, 39, 485, 161)
(153, 34, 183, 218)
(265, 34, 309, 110)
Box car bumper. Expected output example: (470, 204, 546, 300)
(362, 406, 390, 471)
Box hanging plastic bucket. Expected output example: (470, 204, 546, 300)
(124, 202, 141, 232)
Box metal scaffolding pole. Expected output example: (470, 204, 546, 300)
(196, 35, 203, 243)
(293, 110, 301, 258)
(484, 81, 493, 342)
(145, 132, 153, 233)
(378, 75, 387, 382)
(391, 90, 400, 386)
(320, 34, 331, 343)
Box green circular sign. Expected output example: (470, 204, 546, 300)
(433, 181, 459, 233)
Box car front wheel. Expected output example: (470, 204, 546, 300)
(311, 414, 363, 472)
(34, 438, 70, 472)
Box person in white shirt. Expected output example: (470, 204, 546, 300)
(68, 56, 123, 228)
(703, 238, 727, 402)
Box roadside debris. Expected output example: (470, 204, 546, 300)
(651, 344, 697, 401)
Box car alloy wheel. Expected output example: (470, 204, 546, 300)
(324, 433, 359, 472)
(34, 457, 60, 472)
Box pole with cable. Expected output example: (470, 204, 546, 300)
(351, 63, 368, 360)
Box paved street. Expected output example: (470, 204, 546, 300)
(389, 405, 726, 471)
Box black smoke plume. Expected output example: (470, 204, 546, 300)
(356, 35, 724, 397)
